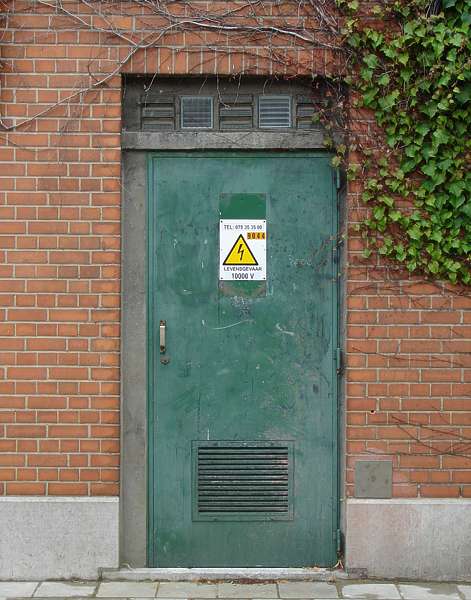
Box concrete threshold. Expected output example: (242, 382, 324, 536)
(100, 567, 355, 582)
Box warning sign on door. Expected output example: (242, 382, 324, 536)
(219, 220, 267, 281)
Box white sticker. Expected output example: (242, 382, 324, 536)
(219, 219, 267, 281)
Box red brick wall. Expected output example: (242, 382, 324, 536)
(0, 0, 470, 497)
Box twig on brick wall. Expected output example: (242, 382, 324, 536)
(0, 47, 136, 131)
(361, 414, 471, 460)
(349, 345, 465, 368)
(0, 0, 343, 132)
(390, 415, 471, 456)
(306, 0, 339, 36)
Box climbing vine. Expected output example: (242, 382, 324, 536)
(336, 0, 471, 285)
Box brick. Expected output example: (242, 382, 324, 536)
(49, 367, 89, 380)
(49, 309, 89, 322)
(0, 454, 25, 466)
(7, 251, 48, 264)
(18, 468, 38, 481)
(48, 425, 89, 438)
(422, 369, 461, 382)
(59, 468, 80, 481)
(49, 482, 88, 495)
(49, 251, 90, 264)
(28, 454, 68, 467)
(421, 312, 461, 324)
(6, 425, 47, 438)
(401, 340, 442, 353)
(0, 468, 16, 481)
(91, 482, 119, 495)
(400, 456, 440, 468)
(420, 485, 460, 498)
(402, 398, 441, 411)
(6, 482, 46, 495)
(378, 311, 420, 324)
(91, 454, 119, 467)
(380, 369, 420, 382)
(7, 367, 47, 380)
(450, 471, 471, 483)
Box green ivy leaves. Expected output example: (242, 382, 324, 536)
(336, 0, 471, 284)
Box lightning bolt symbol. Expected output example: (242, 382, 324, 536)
(237, 243, 244, 261)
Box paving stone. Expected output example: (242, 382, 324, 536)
(34, 582, 96, 598)
(458, 586, 471, 600)
(157, 583, 217, 598)
(97, 582, 158, 598)
(0, 582, 39, 598)
(398, 584, 460, 600)
(278, 582, 339, 598)
(217, 584, 278, 598)
(340, 583, 400, 599)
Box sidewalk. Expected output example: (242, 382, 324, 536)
(0, 580, 470, 600)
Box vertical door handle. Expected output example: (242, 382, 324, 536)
(160, 320, 166, 354)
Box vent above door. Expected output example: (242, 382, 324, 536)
(133, 83, 325, 132)
(219, 94, 254, 129)
(140, 96, 175, 131)
(296, 95, 318, 129)
(181, 96, 213, 129)
(192, 441, 294, 521)
(258, 96, 292, 128)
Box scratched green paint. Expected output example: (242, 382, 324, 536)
(147, 152, 338, 567)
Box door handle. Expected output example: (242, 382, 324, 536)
(159, 320, 166, 354)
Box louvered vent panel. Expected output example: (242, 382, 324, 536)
(140, 96, 176, 131)
(219, 94, 254, 129)
(193, 442, 293, 521)
(296, 95, 318, 129)
(181, 96, 213, 129)
(258, 96, 292, 128)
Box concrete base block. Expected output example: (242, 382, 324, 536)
(0, 497, 119, 580)
(346, 498, 471, 581)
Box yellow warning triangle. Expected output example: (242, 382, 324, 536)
(223, 234, 258, 265)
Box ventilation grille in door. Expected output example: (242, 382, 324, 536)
(258, 96, 292, 128)
(192, 441, 294, 521)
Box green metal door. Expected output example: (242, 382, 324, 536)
(148, 152, 338, 567)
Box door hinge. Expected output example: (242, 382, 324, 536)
(335, 168, 341, 190)
(335, 528, 343, 556)
(335, 347, 343, 375)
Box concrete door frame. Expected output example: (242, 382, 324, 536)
(120, 130, 346, 567)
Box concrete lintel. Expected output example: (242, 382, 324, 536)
(0, 496, 119, 580)
(101, 567, 351, 582)
(346, 498, 471, 581)
(121, 130, 330, 151)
